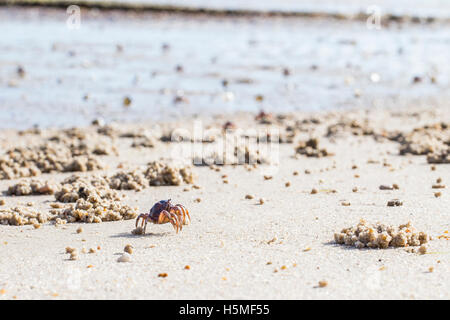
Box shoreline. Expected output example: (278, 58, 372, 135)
(1, 0, 448, 24)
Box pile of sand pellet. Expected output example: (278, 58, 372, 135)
(160, 131, 218, 143)
(326, 119, 374, 138)
(0, 142, 104, 180)
(295, 138, 333, 158)
(51, 175, 137, 223)
(49, 128, 118, 156)
(251, 130, 295, 144)
(427, 149, 450, 164)
(334, 220, 429, 249)
(255, 111, 275, 125)
(54, 175, 116, 203)
(96, 125, 118, 137)
(390, 123, 449, 162)
(7, 179, 59, 196)
(131, 137, 155, 148)
(51, 198, 137, 223)
(0, 173, 140, 225)
(193, 149, 235, 166)
(119, 130, 149, 138)
(194, 145, 271, 166)
(235, 145, 271, 164)
(108, 170, 148, 191)
(144, 161, 194, 186)
(0, 206, 49, 226)
(18, 127, 42, 136)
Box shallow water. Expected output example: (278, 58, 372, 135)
(0, 7, 449, 129)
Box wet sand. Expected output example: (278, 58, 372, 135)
(0, 7, 449, 129)
(0, 6, 449, 300)
(0, 105, 449, 299)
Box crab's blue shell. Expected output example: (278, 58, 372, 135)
(149, 199, 172, 216)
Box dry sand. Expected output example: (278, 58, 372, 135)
(0, 106, 449, 300)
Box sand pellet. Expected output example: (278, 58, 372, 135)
(124, 244, 133, 254)
(123, 96, 132, 107)
(295, 138, 332, 158)
(117, 253, 131, 263)
(65, 247, 76, 254)
(132, 227, 144, 235)
(419, 245, 427, 255)
(69, 252, 78, 260)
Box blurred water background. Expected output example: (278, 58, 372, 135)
(0, 1, 449, 129)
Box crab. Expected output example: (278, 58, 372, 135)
(135, 199, 190, 234)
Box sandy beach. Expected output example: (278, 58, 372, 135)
(0, 105, 449, 300)
(0, 4, 449, 300)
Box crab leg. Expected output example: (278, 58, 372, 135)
(159, 210, 181, 233)
(173, 205, 190, 225)
(179, 205, 191, 224)
(136, 213, 148, 228)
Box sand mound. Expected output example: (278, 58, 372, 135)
(334, 220, 429, 249)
